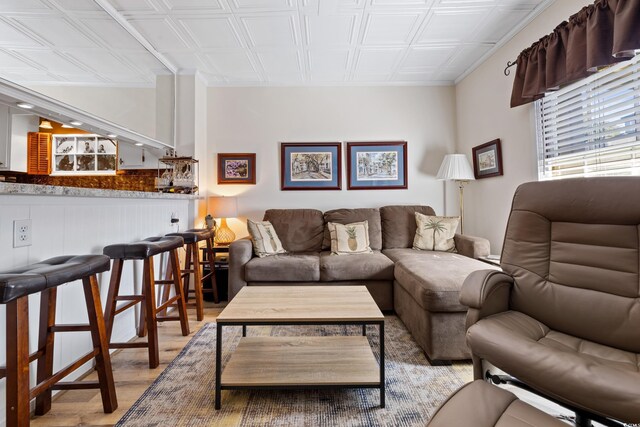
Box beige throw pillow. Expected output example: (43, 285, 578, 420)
(247, 219, 286, 258)
(327, 220, 373, 255)
(413, 213, 459, 252)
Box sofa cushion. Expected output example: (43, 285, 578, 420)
(327, 221, 373, 255)
(245, 252, 320, 282)
(263, 209, 324, 252)
(380, 205, 436, 249)
(320, 251, 394, 281)
(247, 220, 287, 257)
(413, 214, 459, 252)
(322, 208, 382, 250)
(391, 250, 497, 312)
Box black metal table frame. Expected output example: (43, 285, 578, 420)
(215, 320, 385, 410)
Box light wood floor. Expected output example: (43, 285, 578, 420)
(31, 302, 225, 427)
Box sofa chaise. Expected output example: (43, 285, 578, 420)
(229, 205, 496, 363)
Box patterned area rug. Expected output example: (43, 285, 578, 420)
(117, 316, 472, 426)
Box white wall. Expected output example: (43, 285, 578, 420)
(206, 86, 457, 238)
(454, 0, 592, 252)
(0, 194, 192, 424)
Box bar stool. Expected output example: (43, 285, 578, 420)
(0, 255, 117, 426)
(164, 229, 218, 321)
(103, 236, 189, 369)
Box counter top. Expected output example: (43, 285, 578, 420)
(0, 182, 200, 200)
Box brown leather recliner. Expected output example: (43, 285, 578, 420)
(460, 177, 640, 424)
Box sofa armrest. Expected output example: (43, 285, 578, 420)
(460, 270, 514, 328)
(454, 234, 490, 259)
(228, 239, 253, 301)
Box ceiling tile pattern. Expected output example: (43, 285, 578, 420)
(0, 0, 549, 86)
(106, 0, 547, 85)
(0, 0, 169, 86)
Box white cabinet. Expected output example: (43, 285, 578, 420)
(0, 107, 38, 172)
(0, 104, 9, 170)
(118, 143, 145, 169)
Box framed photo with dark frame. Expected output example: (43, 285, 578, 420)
(472, 139, 503, 179)
(346, 141, 407, 190)
(280, 142, 342, 191)
(217, 153, 256, 184)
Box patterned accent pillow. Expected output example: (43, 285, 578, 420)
(413, 213, 459, 252)
(247, 219, 287, 258)
(327, 220, 373, 255)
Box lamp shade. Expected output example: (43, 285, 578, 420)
(436, 154, 475, 181)
(208, 196, 238, 218)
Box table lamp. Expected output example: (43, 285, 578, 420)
(436, 154, 475, 234)
(208, 196, 238, 245)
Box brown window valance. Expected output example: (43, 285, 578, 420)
(511, 0, 640, 108)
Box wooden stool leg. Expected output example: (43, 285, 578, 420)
(170, 249, 190, 336)
(159, 254, 174, 316)
(82, 275, 118, 413)
(143, 257, 160, 368)
(191, 243, 204, 321)
(104, 258, 123, 342)
(206, 237, 219, 303)
(137, 260, 148, 338)
(35, 287, 57, 415)
(6, 297, 30, 427)
(183, 244, 192, 302)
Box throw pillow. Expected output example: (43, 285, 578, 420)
(327, 220, 373, 255)
(413, 213, 459, 252)
(247, 219, 287, 258)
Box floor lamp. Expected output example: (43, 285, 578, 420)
(436, 154, 475, 234)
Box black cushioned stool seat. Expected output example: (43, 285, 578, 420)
(0, 255, 117, 426)
(103, 236, 184, 260)
(103, 236, 190, 368)
(428, 381, 565, 427)
(161, 228, 219, 317)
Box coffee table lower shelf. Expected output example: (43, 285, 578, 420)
(216, 333, 384, 409)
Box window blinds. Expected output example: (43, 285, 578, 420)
(535, 55, 640, 180)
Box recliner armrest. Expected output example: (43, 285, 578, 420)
(228, 239, 254, 301)
(460, 270, 514, 328)
(454, 234, 490, 259)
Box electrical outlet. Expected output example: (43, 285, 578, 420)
(14, 219, 32, 248)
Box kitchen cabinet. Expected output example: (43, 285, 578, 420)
(0, 107, 38, 172)
(118, 143, 144, 169)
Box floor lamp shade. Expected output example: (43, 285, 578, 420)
(208, 196, 238, 245)
(436, 154, 474, 234)
(436, 154, 475, 181)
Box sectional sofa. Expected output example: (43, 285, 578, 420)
(228, 205, 496, 363)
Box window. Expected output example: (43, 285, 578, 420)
(535, 55, 640, 180)
(52, 134, 117, 175)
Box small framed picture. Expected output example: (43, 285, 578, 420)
(346, 141, 407, 190)
(472, 139, 503, 179)
(218, 153, 256, 185)
(280, 142, 342, 191)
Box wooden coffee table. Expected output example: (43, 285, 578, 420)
(214, 286, 385, 409)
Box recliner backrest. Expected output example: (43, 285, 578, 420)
(502, 177, 640, 353)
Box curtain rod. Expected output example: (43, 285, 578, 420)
(504, 60, 517, 76)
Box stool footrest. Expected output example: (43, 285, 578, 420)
(110, 342, 149, 349)
(50, 324, 92, 333)
(51, 381, 101, 390)
(114, 300, 140, 316)
(156, 295, 180, 313)
(30, 349, 99, 399)
(156, 316, 180, 322)
(116, 295, 144, 302)
(154, 280, 175, 285)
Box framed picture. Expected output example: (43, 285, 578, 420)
(472, 139, 503, 179)
(280, 142, 341, 191)
(217, 153, 256, 184)
(346, 141, 407, 190)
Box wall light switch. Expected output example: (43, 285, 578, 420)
(14, 219, 32, 248)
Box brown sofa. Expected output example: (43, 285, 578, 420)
(229, 205, 493, 363)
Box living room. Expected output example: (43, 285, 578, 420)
(0, 0, 638, 426)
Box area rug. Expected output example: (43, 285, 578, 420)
(117, 316, 472, 426)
